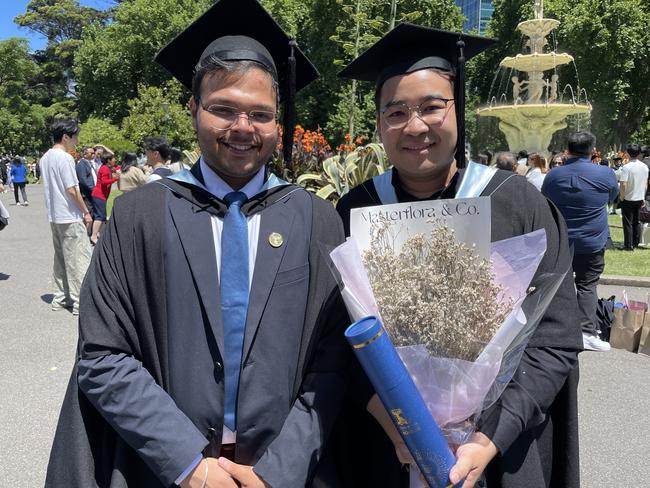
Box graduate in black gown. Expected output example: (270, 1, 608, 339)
(327, 24, 583, 488)
(45, 0, 350, 487)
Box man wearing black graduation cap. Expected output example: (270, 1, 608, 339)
(331, 24, 583, 488)
(45, 0, 349, 487)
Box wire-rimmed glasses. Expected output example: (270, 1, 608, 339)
(200, 103, 278, 134)
(380, 97, 455, 129)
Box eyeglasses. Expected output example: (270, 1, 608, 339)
(200, 103, 278, 134)
(380, 98, 455, 129)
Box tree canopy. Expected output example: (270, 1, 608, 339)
(3, 0, 650, 157)
(469, 0, 650, 151)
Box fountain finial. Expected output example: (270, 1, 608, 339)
(534, 0, 543, 19)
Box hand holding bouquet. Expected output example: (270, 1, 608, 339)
(331, 195, 568, 487)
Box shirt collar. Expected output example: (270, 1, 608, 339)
(199, 157, 265, 200)
(565, 156, 589, 165)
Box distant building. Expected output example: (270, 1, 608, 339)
(456, 0, 494, 35)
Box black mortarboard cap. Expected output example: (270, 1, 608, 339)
(154, 0, 319, 166)
(338, 23, 496, 168)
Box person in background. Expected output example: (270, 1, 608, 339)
(0, 159, 7, 188)
(93, 144, 107, 173)
(619, 143, 649, 250)
(494, 151, 517, 171)
(549, 154, 565, 170)
(169, 147, 189, 173)
(514, 149, 529, 176)
(639, 145, 650, 245)
(143, 135, 173, 183)
(525, 152, 546, 190)
(90, 152, 119, 245)
(34, 159, 41, 182)
(117, 152, 146, 192)
(76, 147, 96, 233)
(477, 150, 492, 166)
(516, 149, 528, 165)
(10, 156, 29, 206)
(542, 131, 618, 351)
(40, 119, 92, 316)
(610, 156, 623, 214)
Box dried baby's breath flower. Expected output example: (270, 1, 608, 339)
(363, 220, 510, 362)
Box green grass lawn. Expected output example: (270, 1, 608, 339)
(604, 213, 650, 277)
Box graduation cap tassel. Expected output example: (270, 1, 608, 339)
(282, 40, 298, 168)
(455, 39, 466, 169)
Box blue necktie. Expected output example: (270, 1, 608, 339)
(220, 191, 249, 431)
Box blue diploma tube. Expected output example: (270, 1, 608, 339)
(345, 316, 459, 488)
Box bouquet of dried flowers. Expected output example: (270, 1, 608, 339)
(330, 214, 564, 448)
(364, 220, 511, 362)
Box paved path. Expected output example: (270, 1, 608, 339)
(1, 184, 649, 487)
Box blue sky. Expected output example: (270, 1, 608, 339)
(0, 0, 111, 51)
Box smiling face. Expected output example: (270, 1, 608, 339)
(190, 66, 278, 190)
(377, 69, 457, 186)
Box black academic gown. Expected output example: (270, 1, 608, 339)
(45, 165, 351, 488)
(323, 168, 582, 488)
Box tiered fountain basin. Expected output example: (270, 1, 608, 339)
(518, 18, 560, 38)
(476, 103, 592, 157)
(477, 103, 591, 119)
(500, 52, 573, 71)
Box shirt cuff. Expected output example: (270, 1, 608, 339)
(175, 453, 203, 486)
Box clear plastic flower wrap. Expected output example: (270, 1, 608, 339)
(329, 215, 570, 485)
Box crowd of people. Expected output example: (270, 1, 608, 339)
(476, 142, 650, 247)
(0, 155, 40, 206)
(35, 137, 189, 246)
(6, 126, 192, 319)
(473, 136, 649, 353)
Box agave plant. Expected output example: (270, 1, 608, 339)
(296, 142, 390, 203)
(183, 148, 201, 166)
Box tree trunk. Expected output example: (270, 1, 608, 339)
(389, 0, 398, 30)
(348, 0, 363, 140)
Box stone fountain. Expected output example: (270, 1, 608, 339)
(476, 0, 591, 156)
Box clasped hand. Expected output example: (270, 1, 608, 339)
(180, 457, 270, 488)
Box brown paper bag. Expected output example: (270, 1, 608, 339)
(637, 312, 650, 355)
(610, 306, 646, 353)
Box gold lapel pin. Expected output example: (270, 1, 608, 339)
(269, 232, 284, 248)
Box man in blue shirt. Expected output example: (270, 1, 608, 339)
(75, 147, 96, 232)
(542, 131, 618, 351)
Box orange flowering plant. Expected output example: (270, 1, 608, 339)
(269, 125, 332, 182)
(269, 126, 390, 204)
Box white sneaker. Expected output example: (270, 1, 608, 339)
(583, 333, 611, 351)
